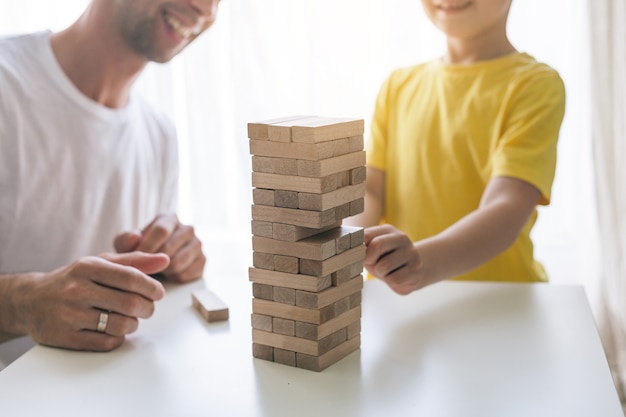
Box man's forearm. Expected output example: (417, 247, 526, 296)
(0, 273, 34, 336)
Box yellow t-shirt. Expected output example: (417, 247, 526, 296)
(367, 53, 566, 282)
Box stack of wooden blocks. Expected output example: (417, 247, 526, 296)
(248, 115, 366, 372)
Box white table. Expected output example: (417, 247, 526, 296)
(0, 277, 622, 417)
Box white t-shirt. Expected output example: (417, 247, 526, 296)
(0, 31, 179, 274)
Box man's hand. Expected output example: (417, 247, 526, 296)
(12, 252, 168, 351)
(114, 213, 206, 283)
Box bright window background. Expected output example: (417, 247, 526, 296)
(0, 0, 598, 293)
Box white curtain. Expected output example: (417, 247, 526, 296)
(589, 0, 626, 406)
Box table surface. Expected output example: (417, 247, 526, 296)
(0, 276, 622, 417)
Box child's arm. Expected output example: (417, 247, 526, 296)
(344, 167, 386, 228)
(364, 176, 540, 294)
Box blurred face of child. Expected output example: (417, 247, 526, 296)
(420, 0, 512, 40)
(116, 0, 220, 63)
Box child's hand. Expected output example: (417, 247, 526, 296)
(363, 225, 427, 295)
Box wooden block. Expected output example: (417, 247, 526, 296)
(252, 204, 338, 229)
(248, 115, 308, 140)
(296, 306, 361, 341)
(332, 262, 364, 286)
(251, 155, 299, 175)
(350, 198, 365, 216)
(253, 252, 275, 270)
(349, 290, 362, 309)
(273, 286, 296, 305)
(296, 335, 360, 372)
(253, 298, 336, 325)
(253, 188, 275, 206)
(273, 348, 297, 367)
(335, 202, 350, 222)
(253, 226, 360, 261)
(347, 320, 361, 339)
(251, 313, 273, 332)
(291, 118, 364, 144)
(252, 171, 342, 194)
(272, 221, 341, 242)
(248, 267, 332, 293)
(267, 116, 320, 142)
(274, 255, 299, 273)
(319, 303, 336, 323)
(348, 135, 363, 152)
(252, 234, 337, 261)
(274, 190, 299, 209)
(334, 295, 351, 317)
(252, 327, 347, 356)
(251, 220, 273, 238)
(252, 343, 274, 361)
(300, 245, 366, 277)
(295, 276, 363, 309)
(350, 227, 364, 247)
(249, 135, 363, 161)
(252, 282, 273, 300)
(298, 183, 365, 211)
(191, 289, 229, 322)
(272, 317, 296, 336)
(336, 232, 351, 254)
(350, 166, 366, 184)
(297, 151, 365, 178)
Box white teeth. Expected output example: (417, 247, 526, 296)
(164, 12, 201, 38)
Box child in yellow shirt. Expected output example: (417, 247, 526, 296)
(347, 0, 566, 294)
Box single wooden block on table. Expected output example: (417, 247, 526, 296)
(191, 289, 229, 323)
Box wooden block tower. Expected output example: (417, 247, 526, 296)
(248, 115, 366, 371)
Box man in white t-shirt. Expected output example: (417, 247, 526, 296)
(0, 0, 220, 362)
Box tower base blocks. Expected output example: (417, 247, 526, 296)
(248, 115, 366, 371)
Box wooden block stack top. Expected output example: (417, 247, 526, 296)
(248, 115, 365, 372)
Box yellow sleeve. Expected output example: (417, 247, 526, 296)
(492, 69, 566, 205)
